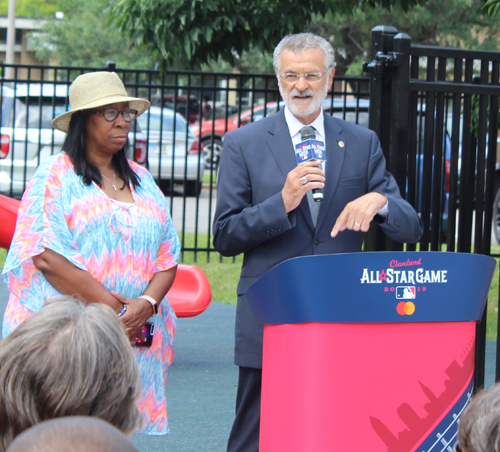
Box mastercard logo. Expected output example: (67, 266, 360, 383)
(397, 301, 416, 315)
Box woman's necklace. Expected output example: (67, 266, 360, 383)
(101, 173, 118, 191)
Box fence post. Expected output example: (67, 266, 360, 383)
(363, 25, 398, 251)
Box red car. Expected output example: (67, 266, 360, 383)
(190, 102, 279, 169)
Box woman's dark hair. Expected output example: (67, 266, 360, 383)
(62, 110, 141, 189)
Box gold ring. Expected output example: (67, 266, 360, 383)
(354, 221, 360, 227)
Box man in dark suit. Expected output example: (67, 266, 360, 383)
(213, 32, 423, 452)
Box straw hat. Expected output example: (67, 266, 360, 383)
(51, 72, 150, 132)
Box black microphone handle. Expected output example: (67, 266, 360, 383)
(312, 159, 324, 202)
(312, 187, 323, 202)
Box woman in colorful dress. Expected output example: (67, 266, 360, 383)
(1, 71, 180, 435)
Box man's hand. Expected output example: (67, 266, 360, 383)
(282, 160, 325, 213)
(331, 192, 388, 237)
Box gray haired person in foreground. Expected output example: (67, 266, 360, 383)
(6, 417, 138, 452)
(456, 383, 500, 452)
(0, 298, 142, 452)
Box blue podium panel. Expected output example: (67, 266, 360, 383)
(246, 252, 496, 325)
(246, 252, 496, 452)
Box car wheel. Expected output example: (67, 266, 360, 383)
(184, 180, 202, 197)
(202, 138, 223, 170)
(157, 179, 174, 195)
(494, 183, 500, 245)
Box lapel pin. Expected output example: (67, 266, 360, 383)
(338, 141, 345, 148)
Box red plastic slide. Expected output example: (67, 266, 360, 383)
(0, 194, 20, 251)
(0, 195, 212, 317)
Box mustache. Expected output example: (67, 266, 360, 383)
(290, 88, 314, 97)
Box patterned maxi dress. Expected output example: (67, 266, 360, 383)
(1, 152, 180, 435)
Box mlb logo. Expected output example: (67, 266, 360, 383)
(396, 286, 416, 300)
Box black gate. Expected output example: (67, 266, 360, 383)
(364, 25, 500, 390)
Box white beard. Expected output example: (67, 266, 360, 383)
(278, 81, 328, 119)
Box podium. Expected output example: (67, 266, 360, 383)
(245, 252, 496, 452)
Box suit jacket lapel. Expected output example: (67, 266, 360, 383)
(316, 116, 346, 231)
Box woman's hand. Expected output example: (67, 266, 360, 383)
(113, 292, 153, 343)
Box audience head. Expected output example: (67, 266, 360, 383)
(0, 298, 142, 452)
(456, 383, 500, 452)
(6, 417, 139, 452)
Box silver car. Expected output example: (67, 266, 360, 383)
(0, 83, 68, 196)
(133, 106, 205, 196)
(0, 85, 203, 197)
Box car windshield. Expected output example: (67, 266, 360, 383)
(137, 109, 188, 134)
(2, 97, 68, 129)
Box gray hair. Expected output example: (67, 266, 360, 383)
(273, 32, 336, 73)
(0, 298, 142, 452)
(6, 417, 138, 452)
(456, 383, 500, 452)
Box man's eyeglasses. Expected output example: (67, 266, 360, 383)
(95, 108, 139, 122)
(279, 67, 332, 84)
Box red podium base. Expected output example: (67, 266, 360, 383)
(261, 321, 475, 452)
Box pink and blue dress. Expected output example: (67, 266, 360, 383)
(2, 152, 180, 434)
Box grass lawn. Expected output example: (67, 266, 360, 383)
(487, 248, 499, 341)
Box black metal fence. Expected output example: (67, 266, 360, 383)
(0, 61, 369, 258)
(1, 28, 500, 389)
(364, 25, 500, 390)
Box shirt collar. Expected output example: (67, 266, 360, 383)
(284, 106, 325, 140)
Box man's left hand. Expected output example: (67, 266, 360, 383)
(331, 192, 388, 237)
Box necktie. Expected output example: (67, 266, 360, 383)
(299, 126, 321, 228)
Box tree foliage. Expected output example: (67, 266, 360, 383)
(0, 0, 61, 18)
(483, 0, 500, 15)
(31, 0, 156, 69)
(110, 0, 428, 70)
(309, 0, 500, 76)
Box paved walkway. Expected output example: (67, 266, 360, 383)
(0, 281, 237, 452)
(0, 281, 498, 451)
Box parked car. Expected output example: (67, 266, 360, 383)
(0, 84, 66, 197)
(191, 98, 371, 170)
(0, 83, 204, 199)
(190, 102, 280, 169)
(135, 106, 204, 196)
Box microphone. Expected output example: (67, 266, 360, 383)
(294, 126, 326, 202)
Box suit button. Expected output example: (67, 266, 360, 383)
(314, 240, 320, 245)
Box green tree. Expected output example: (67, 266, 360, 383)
(31, 0, 156, 69)
(483, 0, 500, 15)
(0, 0, 61, 18)
(110, 0, 428, 70)
(309, 0, 500, 76)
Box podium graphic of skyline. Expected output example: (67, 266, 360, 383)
(370, 339, 474, 452)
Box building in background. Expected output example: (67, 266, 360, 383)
(0, 16, 48, 80)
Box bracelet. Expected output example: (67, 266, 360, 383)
(118, 303, 127, 317)
(139, 295, 158, 316)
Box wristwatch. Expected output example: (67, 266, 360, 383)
(138, 295, 158, 316)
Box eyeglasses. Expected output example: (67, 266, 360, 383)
(95, 108, 139, 122)
(279, 67, 332, 84)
